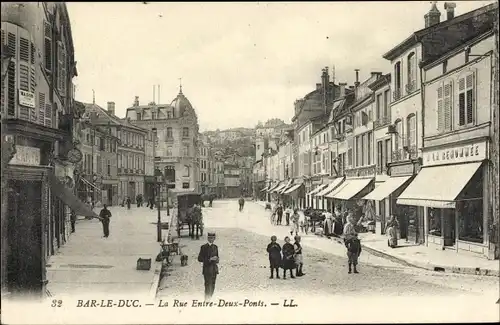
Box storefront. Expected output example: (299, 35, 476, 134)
(281, 179, 304, 208)
(3, 119, 96, 297)
(397, 139, 493, 258)
(327, 176, 374, 222)
(307, 183, 328, 210)
(316, 177, 345, 211)
(363, 159, 423, 241)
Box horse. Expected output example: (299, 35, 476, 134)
(186, 205, 203, 240)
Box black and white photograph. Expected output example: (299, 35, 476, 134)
(1, 1, 499, 324)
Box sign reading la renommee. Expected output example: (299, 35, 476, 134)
(424, 140, 487, 167)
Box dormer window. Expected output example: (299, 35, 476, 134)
(137, 113, 142, 120)
(152, 112, 156, 120)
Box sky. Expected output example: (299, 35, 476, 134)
(67, 1, 494, 132)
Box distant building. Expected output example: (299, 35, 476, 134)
(125, 86, 200, 194)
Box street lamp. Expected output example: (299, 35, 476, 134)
(152, 128, 162, 242)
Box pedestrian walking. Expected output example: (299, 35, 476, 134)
(285, 206, 292, 226)
(70, 210, 77, 233)
(281, 236, 295, 279)
(126, 197, 131, 210)
(276, 204, 283, 225)
(99, 204, 112, 238)
(290, 209, 300, 237)
(238, 196, 245, 212)
(197, 232, 219, 301)
(266, 235, 282, 279)
(343, 214, 361, 274)
(293, 235, 305, 277)
(386, 215, 399, 248)
(136, 194, 143, 208)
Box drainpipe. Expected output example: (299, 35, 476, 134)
(418, 61, 427, 245)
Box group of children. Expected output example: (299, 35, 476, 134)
(272, 204, 308, 236)
(266, 235, 304, 279)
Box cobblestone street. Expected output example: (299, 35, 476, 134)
(158, 200, 499, 300)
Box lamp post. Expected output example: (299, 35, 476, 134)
(152, 128, 162, 242)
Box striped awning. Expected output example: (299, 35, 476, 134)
(283, 183, 303, 195)
(315, 178, 344, 197)
(266, 183, 281, 192)
(327, 178, 373, 200)
(307, 184, 328, 196)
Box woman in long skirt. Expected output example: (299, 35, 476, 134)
(386, 215, 399, 248)
(281, 236, 295, 279)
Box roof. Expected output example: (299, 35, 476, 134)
(383, 2, 498, 61)
(368, 73, 391, 91)
(78, 101, 147, 133)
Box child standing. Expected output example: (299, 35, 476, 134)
(266, 235, 282, 279)
(293, 235, 305, 277)
(281, 236, 296, 279)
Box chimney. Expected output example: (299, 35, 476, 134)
(107, 101, 115, 115)
(158, 84, 161, 104)
(316, 83, 322, 90)
(424, 1, 441, 28)
(354, 69, 360, 88)
(134, 96, 139, 107)
(444, 2, 456, 20)
(152, 85, 156, 105)
(339, 82, 347, 97)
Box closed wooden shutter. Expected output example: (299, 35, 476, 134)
(45, 103, 52, 127)
(437, 84, 444, 132)
(443, 81, 453, 131)
(458, 78, 466, 126)
(7, 32, 16, 116)
(466, 73, 474, 124)
(39, 93, 45, 124)
(44, 22, 52, 72)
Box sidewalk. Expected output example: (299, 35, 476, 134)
(352, 232, 500, 277)
(252, 201, 499, 277)
(46, 206, 168, 299)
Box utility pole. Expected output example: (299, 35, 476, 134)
(493, 8, 499, 260)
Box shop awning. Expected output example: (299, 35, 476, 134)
(266, 183, 280, 192)
(80, 177, 101, 191)
(315, 178, 344, 197)
(327, 178, 373, 200)
(273, 183, 288, 193)
(307, 184, 328, 196)
(48, 174, 98, 218)
(260, 186, 269, 192)
(362, 176, 412, 201)
(278, 180, 294, 194)
(396, 162, 482, 209)
(283, 183, 303, 195)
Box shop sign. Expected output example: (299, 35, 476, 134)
(18, 90, 36, 108)
(390, 163, 414, 177)
(9, 145, 41, 166)
(424, 141, 487, 166)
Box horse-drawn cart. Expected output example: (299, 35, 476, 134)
(176, 191, 204, 239)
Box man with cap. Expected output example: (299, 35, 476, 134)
(197, 232, 219, 300)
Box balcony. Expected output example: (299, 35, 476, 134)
(373, 115, 391, 129)
(391, 145, 418, 162)
(405, 80, 417, 95)
(393, 88, 402, 101)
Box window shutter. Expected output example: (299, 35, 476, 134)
(30, 42, 35, 64)
(443, 81, 453, 131)
(45, 103, 52, 127)
(458, 77, 465, 126)
(19, 37, 29, 62)
(437, 84, 444, 132)
(6, 33, 16, 116)
(61, 49, 67, 95)
(44, 22, 52, 72)
(39, 93, 45, 124)
(466, 73, 474, 124)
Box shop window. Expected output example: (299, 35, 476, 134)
(427, 208, 442, 237)
(457, 170, 483, 243)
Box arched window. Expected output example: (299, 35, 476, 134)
(406, 114, 416, 148)
(394, 119, 403, 151)
(407, 52, 416, 92)
(394, 62, 402, 97)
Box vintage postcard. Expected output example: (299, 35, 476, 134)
(1, 1, 499, 324)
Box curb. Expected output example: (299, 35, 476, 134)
(148, 261, 163, 299)
(325, 234, 499, 277)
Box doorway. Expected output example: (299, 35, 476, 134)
(7, 180, 44, 295)
(443, 208, 456, 247)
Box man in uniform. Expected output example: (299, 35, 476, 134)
(99, 204, 112, 238)
(197, 232, 219, 301)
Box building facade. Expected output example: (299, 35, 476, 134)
(1, 2, 91, 298)
(126, 88, 200, 195)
